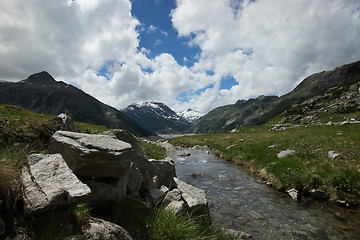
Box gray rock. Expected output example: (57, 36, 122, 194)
(221, 228, 252, 239)
(328, 151, 341, 160)
(173, 178, 209, 215)
(309, 189, 330, 201)
(165, 200, 187, 214)
(277, 149, 295, 158)
(326, 121, 334, 126)
(163, 188, 182, 207)
(286, 188, 298, 201)
(341, 120, 350, 125)
(21, 153, 91, 214)
(126, 164, 143, 197)
(57, 113, 76, 132)
(177, 152, 191, 157)
(82, 217, 133, 240)
(267, 144, 279, 150)
(49, 131, 134, 178)
(104, 129, 147, 159)
(149, 158, 176, 189)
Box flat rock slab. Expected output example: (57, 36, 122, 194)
(49, 131, 134, 178)
(173, 177, 209, 215)
(21, 153, 91, 214)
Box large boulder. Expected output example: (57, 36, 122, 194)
(82, 218, 133, 240)
(0, 217, 4, 237)
(173, 178, 209, 216)
(21, 154, 91, 214)
(105, 129, 147, 159)
(149, 157, 176, 189)
(48, 131, 134, 178)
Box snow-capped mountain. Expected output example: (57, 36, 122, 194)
(177, 109, 204, 123)
(121, 102, 191, 134)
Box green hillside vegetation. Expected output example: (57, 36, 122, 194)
(190, 60, 360, 133)
(170, 123, 360, 205)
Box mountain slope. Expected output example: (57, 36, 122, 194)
(0, 71, 152, 136)
(190, 60, 360, 133)
(122, 102, 191, 134)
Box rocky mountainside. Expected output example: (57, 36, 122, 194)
(177, 109, 204, 123)
(121, 102, 191, 134)
(280, 81, 360, 124)
(189, 60, 360, 133)
(0, 71, 152, 137)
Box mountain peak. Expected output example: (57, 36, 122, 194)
(23, 71, 57, 85)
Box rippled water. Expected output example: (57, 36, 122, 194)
(168, 148, 360, 240)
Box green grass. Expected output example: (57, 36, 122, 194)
(140, 140, 167, 160)
(147, 208, 234, 240)
(169, 124, 360, 203)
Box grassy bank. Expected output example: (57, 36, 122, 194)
(169, 124, 360, 204)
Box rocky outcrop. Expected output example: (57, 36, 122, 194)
(49, 131, 134, 178)
(149, 158, 176, 189)
(82, 218, 133, 240)
(173, 177, 209, 215)
(21, 153, 91, 214)
(57, 113, 76, 132)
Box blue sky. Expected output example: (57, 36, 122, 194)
(1, 0, 360, 113)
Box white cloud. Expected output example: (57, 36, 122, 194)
(0, 0, 360, 115)
(171, 0, 360, 110)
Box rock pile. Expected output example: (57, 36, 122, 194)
(14, 129, 210, 239)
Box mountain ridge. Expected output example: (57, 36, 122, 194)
(189, 60, 360, 133)
(0, 71, 153, 137)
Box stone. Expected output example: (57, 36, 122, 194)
(328, 151, 341, 160)
(286, 188, 298, 201)
(57, 113, 76, 132)
(277, 149, 295, 158)
(341, 120, 349, 125)
(177, 152, 191, 157)
(326, 121, 334, 126)
(267, 144, 279, 150)
(126, 164, 143, 197)
(163, 188, 182, 206)
(191, 172, 203, 178)
(82, 218, 133, 240)
(104, 129, 147, 159)
(149, 158, 176, 189)
(221, 228, 252, 239)
(49, 131, 134, 178)
(173, 178, 209, 215)
(226, 144, 237, 150)
(309, 189, 330, 201)
(21, 154, 91, 214)
(165, 200, 187, 215)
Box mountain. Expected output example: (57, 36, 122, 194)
(121, 102, 191, 134)
(177, 109, 204, 123)
(0, 71, 152, 137)
(189, 60, 360, 133)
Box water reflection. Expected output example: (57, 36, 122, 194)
(168, 148, 360, 240)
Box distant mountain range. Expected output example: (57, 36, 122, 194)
(1, 60, 359, 136)
(121, 102, 195, 134)
(0, 71, 152, 137)
(189, 60, 360, 133)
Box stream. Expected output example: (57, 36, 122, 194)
(167, 147, 360, 240)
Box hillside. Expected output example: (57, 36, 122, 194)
(122, 102, 191, 134)
(190, 60, 360, 133)
(0, 72, 152, 137)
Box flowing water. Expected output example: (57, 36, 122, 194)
(168, 147, 360, 240)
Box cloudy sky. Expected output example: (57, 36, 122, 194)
(1, 0, 360, 113)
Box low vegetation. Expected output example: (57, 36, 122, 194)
(140, 139, 167, 160)
(170, 124, 360, 204)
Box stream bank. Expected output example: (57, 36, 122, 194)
(167, 147, 360, 240)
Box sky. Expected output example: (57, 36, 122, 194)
(0, 0, 360, 114)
